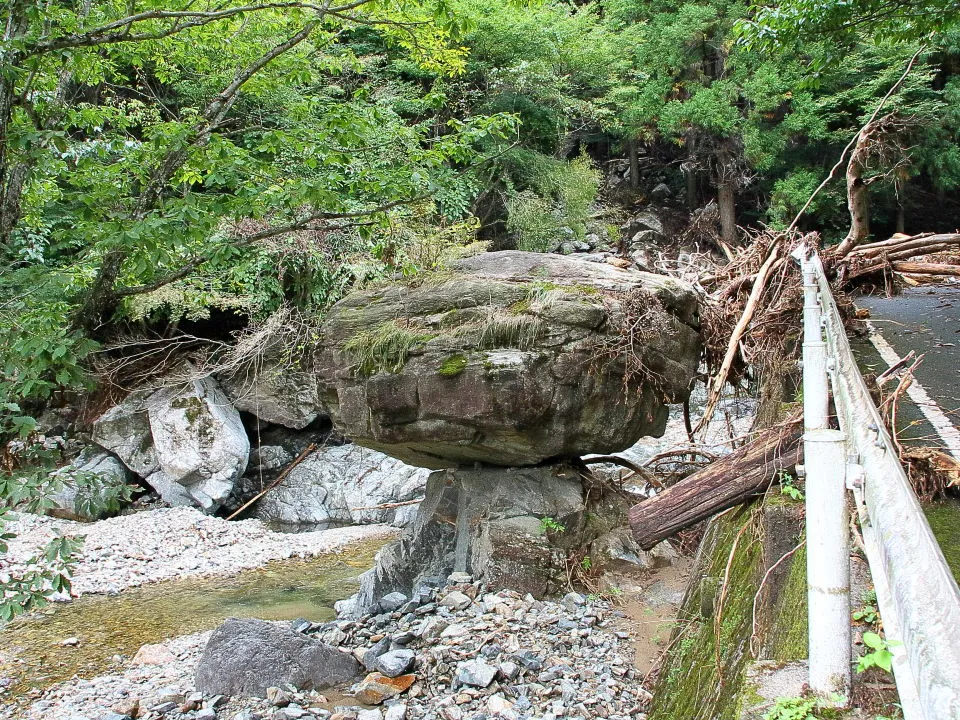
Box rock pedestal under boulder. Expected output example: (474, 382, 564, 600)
(347, 463, 588, 615)
(195, 617, 360, 696)
(316, 251, 700, 469)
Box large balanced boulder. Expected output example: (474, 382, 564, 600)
(195, 618, 360, 696)
(253, 443, 430, 527)
(316, 251, 700, 468)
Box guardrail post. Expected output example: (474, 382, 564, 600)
(794, 243, 851, 701)
(800, 249, 828, 431)
(805, 428, 851, 700)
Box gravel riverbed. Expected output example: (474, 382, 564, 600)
(1, 507, 396, 596)
(7, 581, 655, 720)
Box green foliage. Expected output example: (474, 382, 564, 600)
(0, 518, 82, 623)
(763, 696, 819, 720)
(778, 470, 805, 501)
(539, 516, 566, 534)
(857, 631, 901, 673)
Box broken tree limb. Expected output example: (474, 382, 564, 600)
(226, 442, 318, 521)
(696, 238, 784, 435)
(891, 261, 960, 276)
(629, 418, 802, 549)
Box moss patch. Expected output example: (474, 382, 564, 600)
(924, 499, 960, 583)
(768, 538, 808, 661)
(438, 353, 468, 377)
(650, 506, 764, 720)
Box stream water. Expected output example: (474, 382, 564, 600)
(0, 538, 385, 701)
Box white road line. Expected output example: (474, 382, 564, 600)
(864, 319, 960, 461)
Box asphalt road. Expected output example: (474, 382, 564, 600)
(854, 284, 960, 448)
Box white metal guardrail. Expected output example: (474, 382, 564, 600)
(795, 243, 960, 719)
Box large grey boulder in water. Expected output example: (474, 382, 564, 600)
(316, 251, 700, 468)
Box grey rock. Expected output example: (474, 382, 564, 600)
(148, 376, 249, 513)
(362, 637, 391, 671)
(316, 250, 700, 468)
(92, 391, 159, 477)
(439, 591, 472, 611)
(351, 463, 587, 613)
(290, 618, 312, 634)
(498, 661, 520, 680)
(379, 592, 409, 613)
(254, 444, 429, 528)
(219, 349, 325, 430)
(456, 658, 498, 688)
(195, 618, 360, 696)
(384, 704, 407, 720)
(376, 649, 415, 677)
(357, 710, 384, 720)
(561, 592, 585, 612)
(649, 183, 672, 202)
(48, 450, 131, 520)
(196, 709, 217, 720)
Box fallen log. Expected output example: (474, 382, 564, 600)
(629, 418, 802, 549)
(892, 261, 960, 276)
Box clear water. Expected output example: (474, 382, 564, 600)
(0, 538, 384, 702)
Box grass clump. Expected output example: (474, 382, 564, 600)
(438, 353, 468, 377)
(475, 314, 543, 350)
(344, 321, 435, 375)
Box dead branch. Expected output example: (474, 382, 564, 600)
(226, 442, 317, 521)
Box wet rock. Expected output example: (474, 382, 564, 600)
(195, 618, 360, 696)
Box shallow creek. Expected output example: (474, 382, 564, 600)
(0, 538, 385, 700)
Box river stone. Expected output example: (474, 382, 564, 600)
(48, 449, 131, 520)
(348, 463, 586, 614)
(456, 659, 498, 688)
(148, 376, 249, 513)
(195, 618, 360, 696)
(253, 443, 430, 528)
(316, 251, 699, 468)
(376, 649, 415, 677)
(92, 390, 159, 477)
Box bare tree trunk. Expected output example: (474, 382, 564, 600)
(629, 419, 802, 549)
(717, 181, 736, 246)
(896, 203, 906, 235)
(835, 131, 872, 257)
(0, 3, 29, 246)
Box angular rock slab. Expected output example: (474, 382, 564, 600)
(350, 463, 586, 614)
(92, 391, 159, 478)
(317, 251, 700, 468)
(148, 377, 249, 512)
(219, 358, 325, 430)
(195, 617, 360, 696)
(254, 443, 430, 527)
